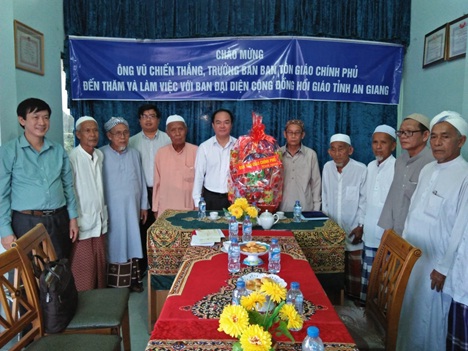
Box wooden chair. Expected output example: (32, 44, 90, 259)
(12, 224, 130, 351)
(334, 229, 422, 351)
(0, 246, 121, 351)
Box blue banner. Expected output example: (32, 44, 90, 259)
(69, 36, 404, 104)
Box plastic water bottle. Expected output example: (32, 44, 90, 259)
(302, 326, 324, 351)
(227, 238, 240, 273)
(286, 281, 304, 331)
(232, 279, 248, 305)
(198, 197, 206, 219)
(268, 238, 281, 273)
(242, 215, 252, 242)
(229, 216, 239, 241)
(293, 200, 302, 223)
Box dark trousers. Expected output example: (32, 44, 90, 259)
(203, 187, 231, 211)
(12, 207, 71, 259)
(139, 187, 154, 273)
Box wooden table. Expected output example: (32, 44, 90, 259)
(146, 230, 357, 351)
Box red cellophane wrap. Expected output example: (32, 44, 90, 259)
(228, 112, 283, 210)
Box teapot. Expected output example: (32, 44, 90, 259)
(256, 210, 279, 230)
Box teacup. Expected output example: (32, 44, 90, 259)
(276, 211, 285, 219)
(209, 211, 219, 220)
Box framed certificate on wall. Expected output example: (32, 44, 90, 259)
(446, 15, 468, 61)
(423, 24, 447, 68)
(14, 20, 44, 75)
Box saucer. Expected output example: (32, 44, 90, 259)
(209, 216, 220, 221)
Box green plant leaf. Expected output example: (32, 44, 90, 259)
(232, 341, 243, 351)
(276, 320, 295, 342)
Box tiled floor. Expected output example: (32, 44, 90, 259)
(129, 277, 151, 350)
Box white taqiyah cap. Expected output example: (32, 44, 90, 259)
(430, 111, 468, 137)
(104, 117, 129, 132)
(330, 133, 351, 145)
(75, 116, 97, 130)
(166, 114, 186, 126)
(373, 124, 396, 139)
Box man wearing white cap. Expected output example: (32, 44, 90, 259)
(101, 117, 148, 292)
(378, 113, 433, 235)
(69, 116, 108, 291)
(322, 133, 367, 300)
(360, 125, 396, 302)
(153, 115, 198, 217)
(397, 111, 468, 351)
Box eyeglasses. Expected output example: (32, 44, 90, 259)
(286, 131, 303, 136)
(141, 114, 157, 120)
(109, 130, 130, 138)
(396, 130, 423, 137)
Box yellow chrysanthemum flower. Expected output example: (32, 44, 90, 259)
(239, 324, 272, 351)
(230, 206, 244, 219)
(260, 280, 287, 303)
(241, 291, 266, 311)
(279, 304, 303, 330)
(218, 305, 249, 338)
(234, 197, 249, 210)
(245, 206, 258, 218)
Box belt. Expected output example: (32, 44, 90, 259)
(18, 206, 67, 217)
(203, 187, 228, 196)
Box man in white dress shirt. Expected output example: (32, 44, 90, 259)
(129, 104, 170, 272)
(69, 116, 108, 291)
(322, 133, 367, 299)
(192, 109, 237, 210)
(397, 111, 468, 351)
(360, 125, 396, 302)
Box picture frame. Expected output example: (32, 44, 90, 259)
(446, 14, 468, 61)
(422, 24, 447, 68)
(14, 20, 44, 75)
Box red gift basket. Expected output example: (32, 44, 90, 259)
(228, 112, 283, 213)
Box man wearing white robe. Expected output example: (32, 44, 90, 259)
(397, 111, 468, 351)
(360, 125, 396, 302)
(322, 133, 367, 299)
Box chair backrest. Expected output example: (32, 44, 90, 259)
(366, 229, 422, 351)
(12, 223, 58, 275)
(0, 247, 44, 350)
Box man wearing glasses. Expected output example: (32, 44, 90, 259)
(129, 104, 170, 273)
(279, 119, 321, 212)
(378, 113, 433, 236)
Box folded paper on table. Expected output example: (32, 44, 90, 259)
(191, 229, 225, 246)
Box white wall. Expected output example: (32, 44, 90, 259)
(402, 0, 468, 157)
(0, 0, 64, 145)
